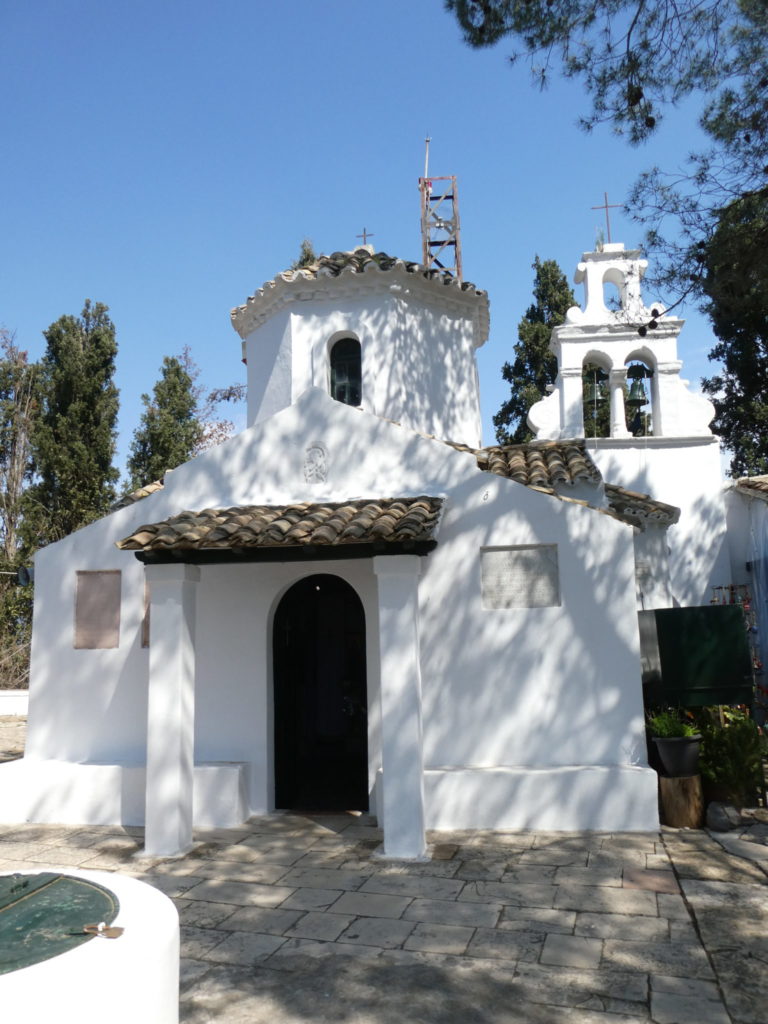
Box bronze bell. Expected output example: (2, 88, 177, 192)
(584, 378, 604, 403)
(627, 379, 647, 408)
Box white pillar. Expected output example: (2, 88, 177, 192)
(609, 369, 631, 438)
(559, 367, 585, 437)
(373, 555, 427, 860)
(143, 563, 200, 857)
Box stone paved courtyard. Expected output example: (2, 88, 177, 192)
(1, 716, 766, 1022)
(1, 812, 767, 1023)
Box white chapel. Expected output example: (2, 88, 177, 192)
(0, 243, 734, 858)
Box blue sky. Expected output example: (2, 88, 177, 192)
(2, 1, 717, 477)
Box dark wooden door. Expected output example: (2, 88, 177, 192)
(273, 574, 368, 810)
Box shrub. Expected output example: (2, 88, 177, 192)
(696, 707, 765, 807)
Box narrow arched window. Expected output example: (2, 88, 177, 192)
(330, 337, 361, 406)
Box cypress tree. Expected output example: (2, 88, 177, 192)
(127, 355, 204, 490)
(28, 300, 119, 544)
(494, 257, 575, 444)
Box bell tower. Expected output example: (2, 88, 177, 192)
(529, 243, 715, 441)
(528, 242, 728, 607)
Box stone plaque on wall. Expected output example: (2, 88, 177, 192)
(74, 570, 121, 649)
(481, 546, 560, 609)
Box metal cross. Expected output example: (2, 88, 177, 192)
(356, 228, 374, 246)
(591, 192, 622, 244)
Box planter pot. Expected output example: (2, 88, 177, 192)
(653, 735, 702, 777)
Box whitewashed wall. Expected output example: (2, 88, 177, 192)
(589, 439, 731, 606)
(6, 389, 656, 830)
(244, 293, 484, 448)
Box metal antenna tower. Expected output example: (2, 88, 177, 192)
(418, 138, 463, 281)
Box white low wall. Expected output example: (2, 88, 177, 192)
(0, 760, 249, 828)
(422, 765, 659, 832)
(0, 690, 28, 716)
(0, 869, 179, 1024)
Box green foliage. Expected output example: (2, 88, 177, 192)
(26, 301, 119, 546)
(0, 572, 33, 689)
(700, 190, 768, 476)
(127, 355, 204, 490)
(291, 239, 318, 270)
(581, 363, 611, 439)
(695, 706, 765, 806)
(446, 0, 729, 142)
(647, 708, 699, 738)
(447, 1, 768, 469)
(0, 330, 38, 561)
(493, 257, 574, 444)
(0, 331, 39, 687)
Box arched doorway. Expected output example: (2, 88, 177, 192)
(273, 574, 368, 811)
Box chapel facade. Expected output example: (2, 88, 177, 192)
(1, 246, 700, 858)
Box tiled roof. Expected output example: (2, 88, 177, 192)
(289, 249, 482, 291)
(468, 439, 678, 527)
(734, 476, 768, 501)
(112, 439, 678, 544)
(110, 479, 165, 513)
(473, 440, 602, 488)
(603, 484, 681, 527)
(117, 497, 443, 554)
(231, 248, 489, 341)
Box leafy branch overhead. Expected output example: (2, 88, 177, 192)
(447, 0, 735, 142)
(448, 0, 768, 474)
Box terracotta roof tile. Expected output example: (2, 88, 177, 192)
(231, 248, 489, 341)
(110, 479, 165, 512)
(117, 497, 443, 553)
(603, 484, 681, 527)
(297, 248, 482, 289)
(735, 475, 768, 501)
(111, 438, 678, 539)
(474, 440, 602, 487)
(471, 439, 678, 528)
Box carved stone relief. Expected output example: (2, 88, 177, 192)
(303, 443, 329, 484)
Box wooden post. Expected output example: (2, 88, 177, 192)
(659, 775, 704, 828)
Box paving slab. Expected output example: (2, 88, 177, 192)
(338, 915, 416, 949)
(215, 905, 304, 934)
(650, 990, 731, 1024)
(554, 883, 659, 916)
(284, 910, 355, 940)
(710, 830, 768, 867)
(498, 906, 576, 934)
(707, 948, 765, 1024)
(182, 878, 296, 906)
(204, 929, 287, 965)
(513, 962, 650, 1006)
(459, 880, 557, 908)
(601, 939, 715, 978)
(277, 866, 370, 890)
(4, 811, 762, 1024)
(331, 889, 412, 919)
(404, 895, 502, 927)
(574, 911, 669, 941)
(175, 898, 239, 929)
(360, 871, 464, 900)
(466, 926, 546, 962)
(622, 867, 680, 893)
(404, 922, 475, 954)
(540, 933, 603, 969)
(279, 885, 343, 910)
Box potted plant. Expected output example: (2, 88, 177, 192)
(647, 708, 702, 777)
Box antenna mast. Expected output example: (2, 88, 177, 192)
(418, 137, 462, 281)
